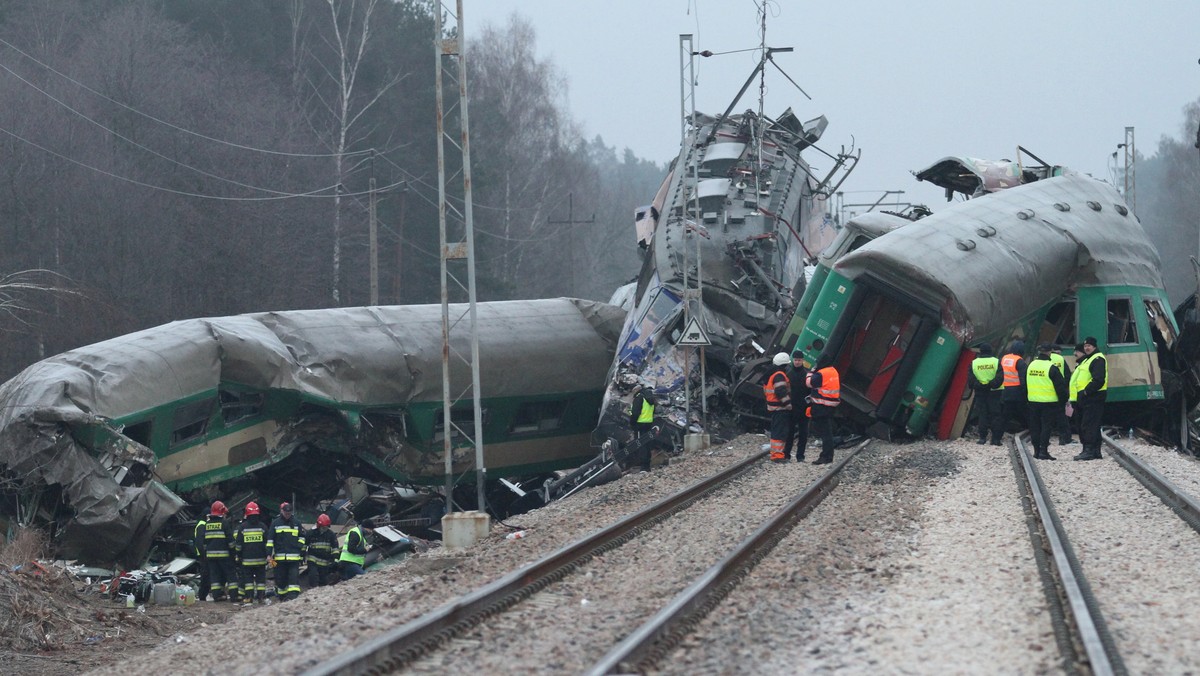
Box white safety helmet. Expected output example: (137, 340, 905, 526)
(772, 352, 791, 366)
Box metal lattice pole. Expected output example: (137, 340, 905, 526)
(435, 0, 485, 515)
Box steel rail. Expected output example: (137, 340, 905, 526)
(304, 450, 767, 676)
(1101, 431, 1200, 536)
(1014, 433, 1122, 676)
(587, 440, 870, 675)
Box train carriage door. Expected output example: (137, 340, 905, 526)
(836, 293, 922, 407)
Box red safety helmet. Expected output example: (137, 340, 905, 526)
(317, 514, 331, 527)
(244, 501, 260, 517)
(210, 500, 227, 516)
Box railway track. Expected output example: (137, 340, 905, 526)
(304, 442, 868, 675)
(1013, 430, 1200, 675)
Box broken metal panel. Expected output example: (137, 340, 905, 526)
(914, 156, 1027, 197)
(834, 171, 1165, 343)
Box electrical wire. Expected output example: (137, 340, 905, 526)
(0, 36, 370, 159)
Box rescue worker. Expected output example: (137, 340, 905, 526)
(763, 352, 793, 463)
(969, 343, 1004, 446)
(1073, 336, 1108, 461)
(1026, 343, 1068, 460)
(805, 354, 841, 465)
(999, 339, 1028, 434)
(629, 384, 657, 471)
(1049, 346, 1074, 445)
(785, 351, 811, 462)
(192, 511, 211, 601)
(306, 513, 341, 587)
(268, 502, 306, 601)
(234, 501, 269, 605)
(201, 500, 238, 602)
(339, 518, 374, 581)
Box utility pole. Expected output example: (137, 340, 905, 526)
(547, 193, 594, 296)
(393, 182, 407, 304)
(435, 0, 485, 518)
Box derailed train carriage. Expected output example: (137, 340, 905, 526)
(791, 153, 1181, 440)
(0, 298, 624, 565)
(592, 57, 857, 457)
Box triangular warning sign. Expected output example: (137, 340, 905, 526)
(677, 317, 711, 346)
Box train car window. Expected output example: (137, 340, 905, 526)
(1107, 297, 1138, 345)
(510, 400, 569, 434)
(433, 407, 485, 443)
(123, 419, 153, 446)
(219, 388, 263, 425)
(171, 398, 216, 447)
(1043, 300, 1077, 345)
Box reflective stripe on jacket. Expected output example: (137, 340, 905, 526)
(268, 516, 307, 561)
(764, 370, 791, 411)
(1025, 358, 1058, 402)
(307, 527, 341, 567)
(203, 518, 232, 558)
(235, 521, 269, 567)
(1000, 354, 1022, 388)
(806, 367, 841, 406)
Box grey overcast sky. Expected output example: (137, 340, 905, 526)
(466, 0, 1200, 213)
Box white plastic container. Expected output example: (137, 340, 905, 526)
(151, 581, 175, 605)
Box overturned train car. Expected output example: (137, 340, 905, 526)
(792, 156, 1179, 439)
(594, 74, 856, 454)
(0, 298, 624, 565)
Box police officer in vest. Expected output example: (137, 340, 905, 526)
(1026, 343, 1068, 460)
(785, 351, 811, 462)
(805, 354, 841, 465)
(999, 340, 1028, 434)
(1073, 336, 1108, 461)
(969, 343, 1004, 445)
(764, 352, 794, 463)
(1048, 346, 1074, 445)
(629, 384, 657, 471)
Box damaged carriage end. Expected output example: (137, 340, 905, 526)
(587, 57, 857, 477)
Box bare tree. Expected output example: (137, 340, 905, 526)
(290, 0, 408, 304)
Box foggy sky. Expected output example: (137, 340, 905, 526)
(467, 0, 1200, 214)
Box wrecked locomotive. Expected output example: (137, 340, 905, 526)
(790, 152, 1180, 440)
(591, 52, 857, 459)
(0, 298, 624, 565)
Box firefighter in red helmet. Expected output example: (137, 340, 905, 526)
(306, 513, 341, 587)
(234, 501, 269, 605)
(201, 500, 238, 602)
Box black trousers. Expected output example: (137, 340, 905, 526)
(1028, 401, 1059, 455)
(274, 560, 301, 599)
(240, 565, 267, 599)
(207, 557, 237, 599)
(309, 562, 336, 587)
(784, 411, 808, 459)
(1078, 398, 1105, 454)
(810, 413, 835, 460)
(973, 390, 1004, 443)
(1002, 396, 1027, 432)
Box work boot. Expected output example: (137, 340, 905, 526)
(1060, 438, 1075, 445)
(990, 439, 1003, 446)
(813, 454, 833, 465)
(1073, 448, 1101, 461)
(796, 454, 805, 462)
